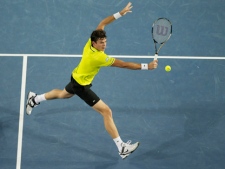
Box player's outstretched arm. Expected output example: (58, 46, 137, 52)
(96, 2, 133, 30)
(111, 59, 158, 70)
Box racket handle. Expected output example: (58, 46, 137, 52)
(154, 54, 158, 60)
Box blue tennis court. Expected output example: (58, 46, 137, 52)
(1, 1, 225, 169)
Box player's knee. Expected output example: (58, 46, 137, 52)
(102, 106, 112, 117)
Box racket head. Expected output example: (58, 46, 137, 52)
(152, 18, 172, 44)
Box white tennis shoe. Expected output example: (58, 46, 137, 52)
(119, 140, 139, 159)
(26, 91, 39, 115)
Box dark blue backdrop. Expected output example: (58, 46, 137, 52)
(0, 0, 225, 56)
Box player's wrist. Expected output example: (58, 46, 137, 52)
(141, 63, 148, 70)
(113, 12, 122, 19)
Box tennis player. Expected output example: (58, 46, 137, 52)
(26, 2, 158, 159)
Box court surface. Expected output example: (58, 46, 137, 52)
(1, 1, 225, 169)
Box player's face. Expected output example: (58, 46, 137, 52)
(92, 38, 107, 51)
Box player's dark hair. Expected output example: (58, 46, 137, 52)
(91, 29, 107, 42)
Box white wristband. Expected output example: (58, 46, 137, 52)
(141, 63, 148, 70)
(113, 12, 122, 19)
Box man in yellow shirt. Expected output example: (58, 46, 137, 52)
(26, 2, 158, 159)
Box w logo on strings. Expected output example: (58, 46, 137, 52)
(156, 25, 168, 36)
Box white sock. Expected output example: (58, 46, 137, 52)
(34, 94, 46, 104)
(113, 136, 123, 152)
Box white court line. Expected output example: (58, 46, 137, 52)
(16, 55, 27, 169)
(0, 53, 225, 59)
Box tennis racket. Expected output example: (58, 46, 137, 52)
(152, 18, 172, 60)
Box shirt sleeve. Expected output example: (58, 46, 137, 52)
(100, 54, 115, 67)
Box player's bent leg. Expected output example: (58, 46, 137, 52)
(45, 88, 74, 100)
(26, 89, 74, 115)
(92, 100, 119, 139)
(92, 100, 140, 159)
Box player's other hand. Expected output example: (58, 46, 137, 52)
(120, 2, 133, 15)
(148, 60, 158, 70)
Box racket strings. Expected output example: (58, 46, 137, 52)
(152, 18, 172, 44)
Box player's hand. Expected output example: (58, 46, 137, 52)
(120, 2, 133, 15)
(148, 60, 158, 70)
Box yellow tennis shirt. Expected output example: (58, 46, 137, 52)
(72, 38, 115, 85)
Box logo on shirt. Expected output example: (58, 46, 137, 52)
(105, 57, 109, 62)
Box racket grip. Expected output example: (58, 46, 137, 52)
(154, 54, 158, 60)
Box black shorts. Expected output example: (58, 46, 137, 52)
(65, 76, 100, 107)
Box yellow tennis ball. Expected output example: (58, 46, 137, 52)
(165, 65, 171, 72)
